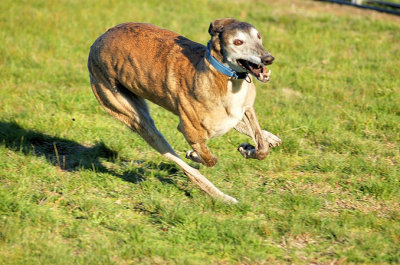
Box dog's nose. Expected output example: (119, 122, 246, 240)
(262, 54, 274, 65)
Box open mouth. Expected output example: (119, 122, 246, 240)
(237, 59, 271, 82)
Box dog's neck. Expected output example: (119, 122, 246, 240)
(206, 41, 248, 80)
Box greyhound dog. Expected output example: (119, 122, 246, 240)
(88, 18, 281, 203)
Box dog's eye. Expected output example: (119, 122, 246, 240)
(257, 33, 261, 39)
(233, 39, 243, 46)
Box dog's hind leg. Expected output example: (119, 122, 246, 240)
(90, 78, 237, 203)
(234, 107, 281, 159)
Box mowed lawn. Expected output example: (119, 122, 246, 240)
(0, 0, 399, 264)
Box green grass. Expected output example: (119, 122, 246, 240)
(1, 0, 399, 264)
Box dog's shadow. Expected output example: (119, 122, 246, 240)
(0, 121, 187, 192)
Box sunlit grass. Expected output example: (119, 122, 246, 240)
(0, 0, 399, 264)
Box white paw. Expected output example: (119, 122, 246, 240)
(185, 150, 202, 163)
(262, 131, 281, 147)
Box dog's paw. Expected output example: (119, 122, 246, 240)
(186, 150, 218, 167)
(237, 143, 257, 159)
(262, 131, 281, 148)
(185, 150, 202, 163)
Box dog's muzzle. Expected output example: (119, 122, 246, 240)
(237, 57, 273, 83)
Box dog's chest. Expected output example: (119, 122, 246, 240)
(225, 81, 250, 117)
(208, 81, 253, 137)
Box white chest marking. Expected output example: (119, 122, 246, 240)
(210, 80, 252, 138)
(225, 80, 249, 118)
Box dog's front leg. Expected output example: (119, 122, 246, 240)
(235, 107, 281, 160)
(235, 121, 281, 149)
(178, 120, 218, 167)
(186, 141, 218, 167)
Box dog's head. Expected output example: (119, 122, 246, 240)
(209, 18, 273, 82)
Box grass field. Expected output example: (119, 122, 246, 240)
(1, 0, 399, 264)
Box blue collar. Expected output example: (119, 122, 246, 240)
(206, 41, 248, 80)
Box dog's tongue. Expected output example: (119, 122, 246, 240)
(258, 67, 271, 82)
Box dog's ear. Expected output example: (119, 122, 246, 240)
(208, 18, 238, 36)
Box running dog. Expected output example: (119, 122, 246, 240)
(88, 18, 281, 203)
